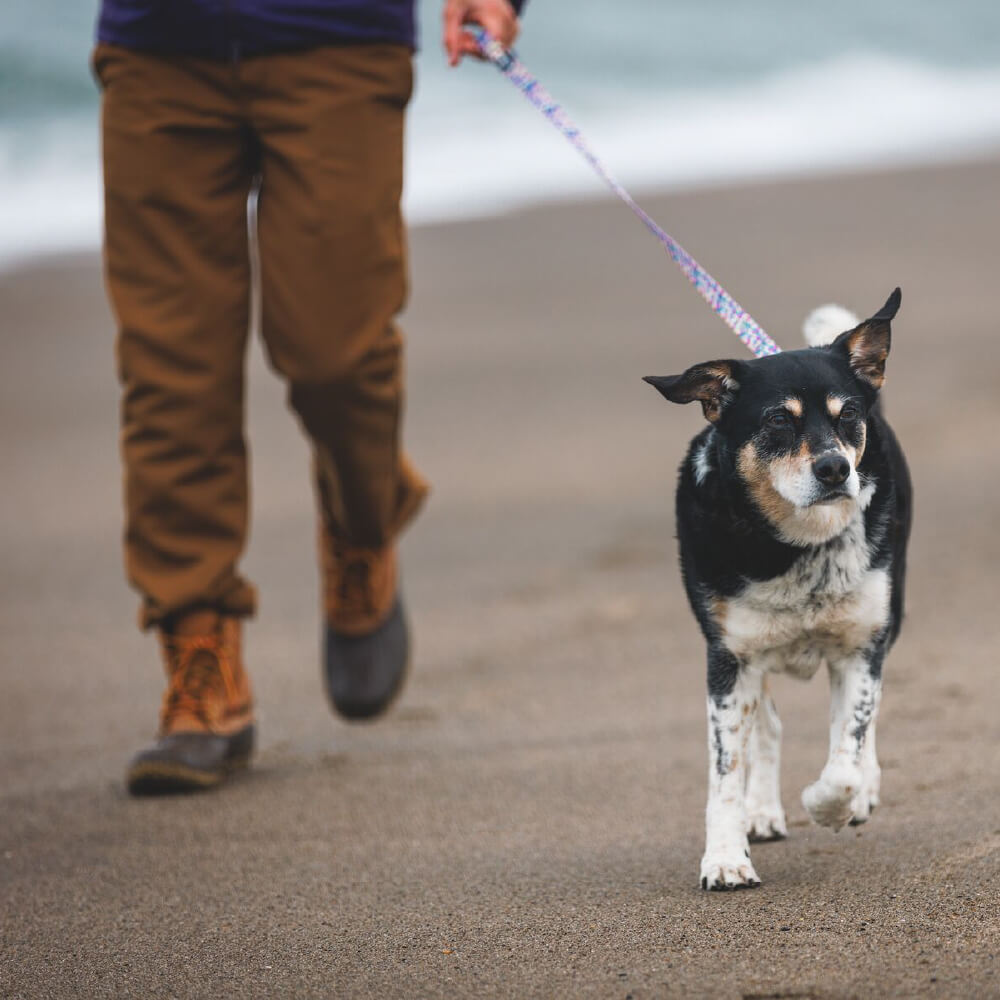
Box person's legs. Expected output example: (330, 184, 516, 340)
(97, 44, 258, 790)
(247, 44, 428, 717)
(98, 44, 258, 630)
(249, 43, 427, 554)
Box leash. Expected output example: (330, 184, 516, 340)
(470, 28, 782, 359)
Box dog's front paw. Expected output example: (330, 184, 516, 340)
(802, 772, 859, 831)
(700, 853, 761, 891)
(747, 806, 788, 842)
(848, 769, 881, 826)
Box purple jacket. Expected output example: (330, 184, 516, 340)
(98, 1, 524, 60)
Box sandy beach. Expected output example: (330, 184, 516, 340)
(2, 157, 1000, 998)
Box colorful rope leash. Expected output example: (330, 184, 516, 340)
(471, 28, 782, 359)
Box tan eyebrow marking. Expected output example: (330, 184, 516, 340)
(827, 395, 846, 418)
(782, 397, 803, 418)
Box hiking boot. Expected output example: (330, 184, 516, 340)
(126, 612, 255, 795)
(320, 526, 409, 720)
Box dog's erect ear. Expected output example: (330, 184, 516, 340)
(643, 361, 741, 423)
(832, 287, 900, 390)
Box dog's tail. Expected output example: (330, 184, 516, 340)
(802, 304, 860, 347)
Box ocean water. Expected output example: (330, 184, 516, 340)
(2, 0, 1000, 268)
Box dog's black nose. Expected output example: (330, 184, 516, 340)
(813, 453, 851, 487)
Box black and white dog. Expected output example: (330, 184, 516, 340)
(645, 289, 911, 890)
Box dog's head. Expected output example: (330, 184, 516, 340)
(645, 288, 900, 546)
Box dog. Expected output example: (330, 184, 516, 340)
(644, 288, 911, 890)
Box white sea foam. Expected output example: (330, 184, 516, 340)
(3, 53, 1000, 270)
(0, 117, 103, 271)
(402, 52, 1000, 224)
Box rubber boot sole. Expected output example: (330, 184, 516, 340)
(126, 725, 255, 796)
(126, 754, 251, 796)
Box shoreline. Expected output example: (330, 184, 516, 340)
(5, 147, 1000, 279)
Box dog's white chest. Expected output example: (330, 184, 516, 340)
(718, 518, 890, 676)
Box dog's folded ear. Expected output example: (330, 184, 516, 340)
(832, 287, 900, 390)
(643, 360, 741, 422)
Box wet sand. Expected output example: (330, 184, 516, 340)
(2, 158, 1000, 998)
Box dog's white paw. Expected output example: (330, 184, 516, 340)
(849, 769, 881, 826)
(802, 771, 859, 831)
(747, 806, 788, 842)
(700, 853, 762, 891)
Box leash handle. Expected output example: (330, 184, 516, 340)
(470, 28, 782, 359)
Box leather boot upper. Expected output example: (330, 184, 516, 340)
(320, 525, 398, 637)
(158, 615, 253, 736)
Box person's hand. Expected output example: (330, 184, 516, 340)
(442, 0, 520, 67)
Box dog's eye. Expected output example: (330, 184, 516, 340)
(765, 411, 793, 430)
(840, 404, 861, 422)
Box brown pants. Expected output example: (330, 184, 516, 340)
(95, 42, 428, 630)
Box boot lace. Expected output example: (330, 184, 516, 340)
(331, 545, 378, 620)
(160, 634, 239, 730)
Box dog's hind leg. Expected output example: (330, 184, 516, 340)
(745, 674, 788, 842)
(701, 647, 763, 890)
(802, 648, 883, 831)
